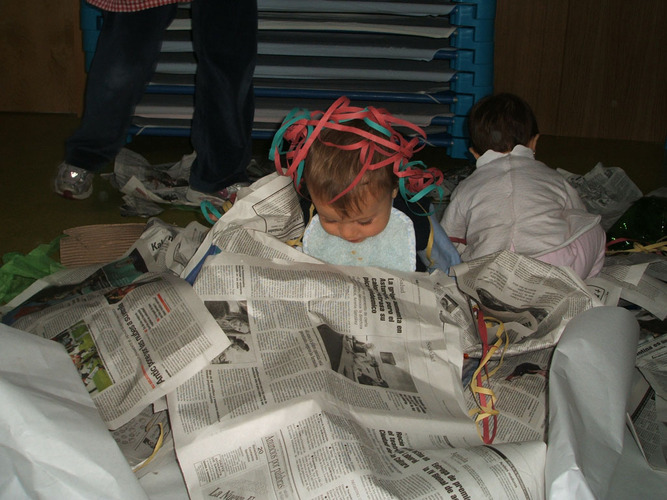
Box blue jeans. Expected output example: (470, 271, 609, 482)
(66, 1, 257, 193)
(66, 5, 178, 172)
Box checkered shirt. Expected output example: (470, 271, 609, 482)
(86, 0, 186, 12)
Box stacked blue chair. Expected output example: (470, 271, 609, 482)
(79, 0, 495, 159)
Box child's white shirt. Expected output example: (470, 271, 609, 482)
(440, 145, 601, 262)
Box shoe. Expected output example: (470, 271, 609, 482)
(185, 182, 250, 206)
(54, 162, 93, 200)
(247, 158, 275, 181)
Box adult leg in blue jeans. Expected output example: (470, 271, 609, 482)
(186, 0, 257, 200)
(56, 4, 177, 199)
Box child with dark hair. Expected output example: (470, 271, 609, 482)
(271, 97, 460, 274)
(440, 93, 605, 279)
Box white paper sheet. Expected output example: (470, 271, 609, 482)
(546, 306, 641, 499)
(0, 325, 147, 499)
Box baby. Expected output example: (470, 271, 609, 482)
(271, 97, 460, 274)
(440, 93, 605, 279)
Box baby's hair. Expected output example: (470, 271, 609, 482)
(304, 120, 397, 217)
(270, 96, 444, 208)
(468, 93, 539, 154)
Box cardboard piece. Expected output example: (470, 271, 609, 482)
(60, 223, 146, 268)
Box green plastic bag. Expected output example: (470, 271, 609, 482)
(0, 237, 64, 305)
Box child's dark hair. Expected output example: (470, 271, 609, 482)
(468, 93, 539, 154)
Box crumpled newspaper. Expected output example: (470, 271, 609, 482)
(101, 149, 275, 217)
(558, 162, 643, 230)
(101, 148, 195, 217)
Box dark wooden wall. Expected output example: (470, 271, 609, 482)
(494, 0, 667, 142)
(1, 0, 665, 142)
(0, 2, 86, 115)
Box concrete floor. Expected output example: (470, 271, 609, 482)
(0, 112, 664, 258)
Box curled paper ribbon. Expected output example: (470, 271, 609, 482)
(606, 236, 667, 255)
(468, 304, 508, 444)
(133, 422, 165, 473)
(269, 96, 445, 205)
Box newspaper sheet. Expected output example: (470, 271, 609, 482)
(167, 247, 547, 498)
(636, 334, 667, 398)
(172, 397, 545, 500)
(98, 148, 197, 216)
(7, 168, 663, 496)
(187, 252, 474, 432)
(1, 261, 231, 430)
(448, 251, 600, 357)
(463, 347, 552, 444)
(111, 404, 176, 477)
(590, 262, 667, 320)
(431, 270, 552, 444)
(130, 217, 210, 277)
(557, 162, 643, 230)
(628, 387, 667, 471)
(628, 334, 667, 470)
(181, 172, 307, 283)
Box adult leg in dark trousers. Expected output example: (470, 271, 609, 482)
(65, 5, 178, 172)
(188, 0, 258, 195)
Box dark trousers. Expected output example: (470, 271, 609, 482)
(66, 1, 257, 193)
(66, 5, 177, 172)
(190, 0, 257, 192)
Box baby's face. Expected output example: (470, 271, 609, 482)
(312, 190, 394, 244)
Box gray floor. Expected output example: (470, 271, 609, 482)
(1, 111, 664, 258)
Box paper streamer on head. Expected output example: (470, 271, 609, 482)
(269, 96, 445, 206)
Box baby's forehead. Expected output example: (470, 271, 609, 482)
(331, 182, 390, 203)
(316, 190, 392, 220)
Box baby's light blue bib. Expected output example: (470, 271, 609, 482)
(303, 207, 416, 272)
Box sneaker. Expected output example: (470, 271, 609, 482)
(54, 162, 93, 200)
(185, 182, 250, 206)
(247, 158, 275, 181)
